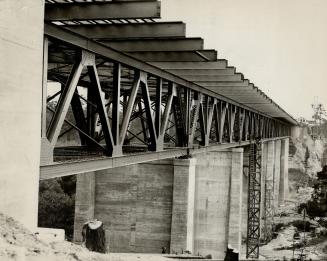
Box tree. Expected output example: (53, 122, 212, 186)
(38, 177, 76, 240)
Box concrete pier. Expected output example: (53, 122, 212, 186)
(0, 0, 44, 230)
(279, 138, 290, 204)
(227, 149, 243, 252)
(73, 137, 291, 257)
(73, 172, 96, 242)
(274, 140, 281, 209)
(193, 150, 243, 258)
(74, 149, 245, 258)
(170, 158, 196, 253)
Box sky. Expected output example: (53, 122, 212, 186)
(161, 0, 327, 120)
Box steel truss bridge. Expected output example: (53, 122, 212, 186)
(40, 0, 296, 180)
(39, 1, 297, 258)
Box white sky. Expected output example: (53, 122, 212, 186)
(162, 0, 327, 120)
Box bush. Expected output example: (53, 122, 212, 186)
(291, 220, 312, 232)
(38, 177, 76, 241)
(307, 200, 325, 219)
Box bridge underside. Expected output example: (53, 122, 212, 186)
(0, 0, 296, 258)
(40, 22, 293, 178)
(38, 2, 295, 257)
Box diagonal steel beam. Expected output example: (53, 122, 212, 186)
(140, 77, 157, 150)
(87, 64, 116, 155)
(47, 55, 84, 146)
(120, 71, 141, 144)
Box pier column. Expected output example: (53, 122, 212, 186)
(0, 0, 44, 230)
(263, 141, 275, 241)
(193, 149, 243, 258)
(279, 138, 289, 205)
(274, 140, 281, 209)
(170, 158, 196, 254)
(228, 148, 244, 253)
(260, 142, 268, 239)
(73, 172, 95, 242)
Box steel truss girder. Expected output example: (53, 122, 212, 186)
(45, 23, 262, 113)
(43, 28, 292, 164)
(45, 1, 161, 21)
(40, 137, 284, 180)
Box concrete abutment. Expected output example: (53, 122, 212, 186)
(0, 0, 44, 230)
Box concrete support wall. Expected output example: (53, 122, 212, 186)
(266, 141, 275, 188)
(74, 161, 174, 253)
(279, 138, 290, 204)
(73, 172, 95, 242)
(274, 140, 281, 209)
(0, 0, 44, 230)
(193, 149, 243, 258)
(170, 158, 196, 254)
(227, 149, 243, 252)
(74, 150, 244, 258)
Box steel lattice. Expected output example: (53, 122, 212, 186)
(246, 139, 262, 259)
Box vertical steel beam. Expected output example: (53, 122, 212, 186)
(42, 37, 48, 138)
(239, 108, 245, 142)
(160, 84, 174, 136)
(184, 88, 190, 141)
(244, 111, 250, 141)
(198, 99, 206, 146)
(112, 62, 121, 145)
(213, 102, 219, 142)
(229, 105, 236, 143)
(218, 102, 228, 143)
(205, 98, 216, 146)
(155, 78, 162, 137)
(188, 92, 201, 147)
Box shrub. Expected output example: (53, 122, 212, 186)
(38, 177, 76, 241)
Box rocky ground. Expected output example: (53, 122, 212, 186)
(245, 130, 327, 260)
(0, 212, 177, 261)
(258, 183, 327, 260)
